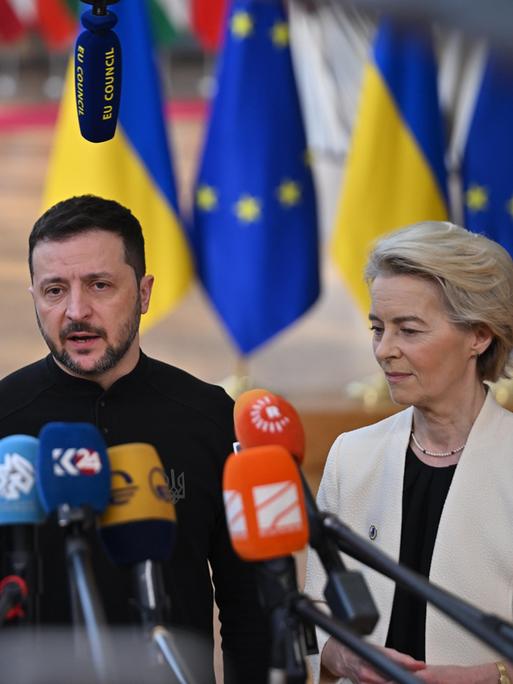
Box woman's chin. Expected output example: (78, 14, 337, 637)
(387, 386, 414, 406)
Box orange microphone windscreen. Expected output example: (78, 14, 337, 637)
(234, 390, 305, 463)
(233, 388, 269, 424)
(223, 445, 309, 561)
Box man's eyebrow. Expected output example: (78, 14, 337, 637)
(38, 272, 113, 288)
(368, 314, 426, 324)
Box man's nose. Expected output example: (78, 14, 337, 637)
(65, 288, 92, 320)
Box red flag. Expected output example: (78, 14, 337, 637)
(0, 0, 25, 43)
(35, 0, 76, 50)
(191, 0, 227, 52)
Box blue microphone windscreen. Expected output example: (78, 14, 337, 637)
(75, 9, 122, 143)
(0, 435, 45, 525)
(37, 422, 110, 515)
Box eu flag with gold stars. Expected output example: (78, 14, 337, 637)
(191, 0, 319, 355)
(462, 53, 513, 254)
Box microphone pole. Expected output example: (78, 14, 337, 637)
(257, 556, 422, 684)
(233, 390, 379, 634)
(224, 445, 311, 683)
(0, 575, 28, 626)
(99, 443, 197, 684)
(223, 445, 421, 684)
(57, 503, 109, 654)
(131, 559, 192, 684)
(321, 512, 513, 661)
(235, 389, 513, 659)
(0, 435, 45, 627)
(37, 422, 114, 683)
(297, 465, 379, 634)
(231, 440, 312, 680)
(235, 390, 513, 664)
(291, 593, 422, 684)
(0, 526, 37, 626)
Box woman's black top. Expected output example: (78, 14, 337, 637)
(385, 445, 457, 660)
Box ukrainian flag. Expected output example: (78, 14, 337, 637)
(191, 0, 319, 355)
(43, 1, 193, 332)
(331, 18, 448, 313)
(462, 52, 513, 255)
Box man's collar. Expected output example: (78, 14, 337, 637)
(46, 351, 149, 394)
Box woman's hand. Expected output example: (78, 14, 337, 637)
(320, 637, 426, 683)
(415, 662, 507, 684)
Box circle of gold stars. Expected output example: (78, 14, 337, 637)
(271, 21, 289, 47)
(234, 195, 261, 223)
(231, 11, 253, 39)
(465, 184, 488, 212)
(196, 185, 218, 212)
(277, 180, 301, 207)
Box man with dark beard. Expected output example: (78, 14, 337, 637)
(0, 195, 270, 683)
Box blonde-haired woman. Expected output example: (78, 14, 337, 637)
(305, 222, 513, 683)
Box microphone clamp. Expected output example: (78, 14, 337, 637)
(80, 7, 118, 34)
(81, 0, 120, 17)
(56, 503, 95, 529)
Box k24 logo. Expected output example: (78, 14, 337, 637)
(52, 448, 102, 476)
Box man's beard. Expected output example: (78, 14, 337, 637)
(36, 298, 141, 378)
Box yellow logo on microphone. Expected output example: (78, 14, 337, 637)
(99, 443, 176, 528)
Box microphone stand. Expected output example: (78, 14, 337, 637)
(0, 525, 41, 626)
(291, 594, 422, 684)
(0, 576, 27, 625)
(256, 557, 309, 684)
(321, 512, 513, 661)
(131, 560, 197, 684)
(58, 504, 114, 683)
(259, 556, 421, 684)
(298, 469, 379, 634)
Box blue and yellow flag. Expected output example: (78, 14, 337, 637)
(462, 53, 513, 254)
(191, 0, 319, 355)
(43, 1, 193, 332)
(331, 19, 448, 313)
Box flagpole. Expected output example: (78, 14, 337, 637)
(235, 356, 249, 385)
(219, 356, 252, 400)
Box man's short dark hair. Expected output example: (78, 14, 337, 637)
(29, 195, 146, 282)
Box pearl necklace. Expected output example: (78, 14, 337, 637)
(411, 432, 466, 458)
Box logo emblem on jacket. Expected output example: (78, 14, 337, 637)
(168, 469, 185, 504)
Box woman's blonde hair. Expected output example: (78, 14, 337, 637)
(365, 221, 513, 382)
